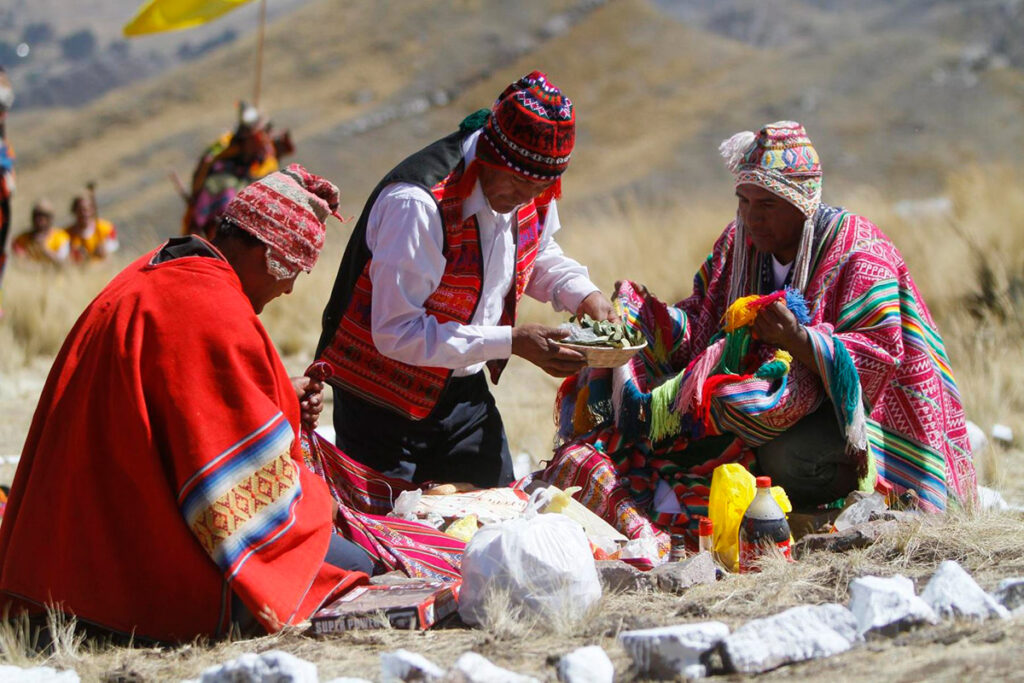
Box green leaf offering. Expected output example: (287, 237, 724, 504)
(563, 314, 644, 348)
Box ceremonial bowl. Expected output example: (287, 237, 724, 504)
(556, 340, 648, 368)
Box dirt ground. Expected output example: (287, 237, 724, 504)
(61, 592, 1024, 682)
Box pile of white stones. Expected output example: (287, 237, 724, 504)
(618, 559, 1023, 679)
(10, 560, 1023, 682)
(179, 647, 611, 683)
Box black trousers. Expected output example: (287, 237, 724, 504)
(333, 372, 513, 488)
(230, 533, 373, 633)
(755, 401, 860, 507)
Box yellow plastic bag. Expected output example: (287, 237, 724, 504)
(707, 463, 792, 572)
(444, 514, 480, 543)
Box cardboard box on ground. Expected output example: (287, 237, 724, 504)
(310, 581, 460, 634)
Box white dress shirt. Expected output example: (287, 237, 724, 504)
(365, 130, 599, 376)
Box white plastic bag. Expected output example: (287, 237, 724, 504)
(616, 527, 664, 566)
(390, 489, 422, 521)
(458, 512, 602, 626)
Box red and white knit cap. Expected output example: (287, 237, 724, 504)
(223, 163, 340, 278)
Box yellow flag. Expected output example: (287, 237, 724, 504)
(123, 0, 256, 36)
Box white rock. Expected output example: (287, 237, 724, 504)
(381, 649, 444, 683)
(721, 604, 860, 674)
(556, 646, 613, 683)
(921, 560, 1009, 621)
(323, 679, 373, 683)
(966, 420, 988, 456)
(833, 493, 887, 532)
(444, 652, 539, 683)
(991, 423, 1014, 446)
(0, 665, 80, 682)
(199, 651, 317, 683)
(848, 574, 939, 635)
(977, 485, 1009, 511)
(618, 621, 729, 679)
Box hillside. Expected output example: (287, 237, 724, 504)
(5, 0, 1024, 252)
(0, 0, 314, 108)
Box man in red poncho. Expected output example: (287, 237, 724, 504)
(0, 164, 368, 643)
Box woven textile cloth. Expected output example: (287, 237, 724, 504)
(546, 206, 975, 560)
(0, 244, 362, 641)
(301, 429, 464, 582)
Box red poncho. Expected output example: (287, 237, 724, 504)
(0, 244, 363, 641)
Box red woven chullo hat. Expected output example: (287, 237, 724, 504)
(477, 70, 575, 182)
(223, 163, 340, 274)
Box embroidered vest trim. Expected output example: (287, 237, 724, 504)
(318, 142, 547, 420)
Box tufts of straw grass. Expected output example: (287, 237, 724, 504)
(671, 507, 1024, 625)
(0, 611, 40, 668)
(472, 578, 603, 642)
(0, 260, 123, 374)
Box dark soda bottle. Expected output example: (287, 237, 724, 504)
(738, 476, 792, 573)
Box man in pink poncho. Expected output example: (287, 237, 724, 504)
(546, 121, 976, 559)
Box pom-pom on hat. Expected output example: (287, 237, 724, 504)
(477, 70, 575, 181)
(720, 121, 822, 218)
(223, 163, 340, 275)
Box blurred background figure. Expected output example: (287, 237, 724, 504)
(67, 186, 119, 262)
(0, 66, 15, 317)
(11, 199, 69, 265)
(182, 101, 294, 241)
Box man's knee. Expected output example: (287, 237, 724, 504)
(324, 534, 375, 575)
(756, 402, 858, 506)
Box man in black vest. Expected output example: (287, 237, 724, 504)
(316, 71, 614, 487)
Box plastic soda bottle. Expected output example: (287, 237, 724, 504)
(738, 476, 791, 573)
(698, 517, 713, 555)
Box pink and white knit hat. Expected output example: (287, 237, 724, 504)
(719, 120, 822, 217)
(719, 122, 823, 303)
(223, 164, 340, 277)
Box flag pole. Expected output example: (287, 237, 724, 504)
(253, 0, 267, 107)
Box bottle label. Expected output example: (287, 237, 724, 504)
(738, 537, 792, 573)
(670, 534, 688, 562)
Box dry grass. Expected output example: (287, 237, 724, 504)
(0, 511, 1021, 680)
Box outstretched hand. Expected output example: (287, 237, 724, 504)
(511, 323, 587, 377)
(576, 290, 619, 323)
(613, 280, 651, 301)
(291, 376, 325, 430)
